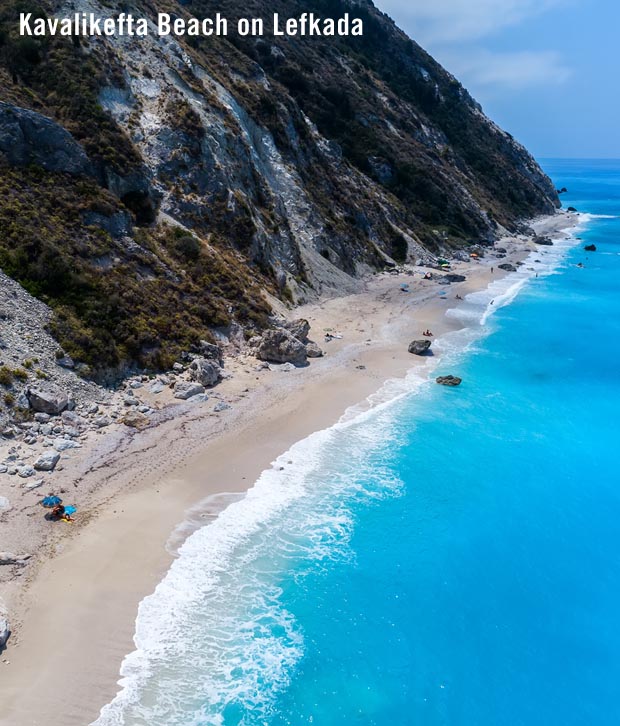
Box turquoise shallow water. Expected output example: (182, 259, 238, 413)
(94, 160, 620, 726)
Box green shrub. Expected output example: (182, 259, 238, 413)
(0, 366, 13, 386)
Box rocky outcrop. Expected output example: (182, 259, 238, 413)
(534, 236, 553, 246)
(498, 263, 517, 272)
(188, 358, 222, 388)
(584, 244, 597, 251)
(436, 375, 462, 386)
(0, 102, 91, 176)
(408, 340, 432, 355)
(27, 386, 69, 416)
(256, 329, 307, 366)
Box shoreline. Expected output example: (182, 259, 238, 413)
(0, 212, 578, 726)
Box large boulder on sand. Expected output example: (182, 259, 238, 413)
(189, 358, 222, 387)
(34, 450, 60, 472)
(498, 263, 516, 272)
(27, 386, 68, 415)
(408, 340, 431, 355)
(436, 375, 462, 387)
(256, 329, 307, 365)
(284, 318, 311, 343)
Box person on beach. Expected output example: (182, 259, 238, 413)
(491, 267, 494, 273)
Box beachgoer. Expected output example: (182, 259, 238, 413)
(491, 267, 494, 273)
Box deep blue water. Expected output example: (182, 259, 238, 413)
(95, 160, 620, 726)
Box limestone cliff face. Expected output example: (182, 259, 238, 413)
(0, 0, 558, 376)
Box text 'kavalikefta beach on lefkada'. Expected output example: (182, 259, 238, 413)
(0, 1, 619, 725)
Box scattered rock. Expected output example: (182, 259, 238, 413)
(534, 236, 553, 246)
(120, 410, 149, 429)
(189, 358, 222, 388)
(436, 375, 462, 387)
(93, 415, 111, 428)
(197, 341, 224, 365)
(268, 362, 296, 372)
(174, 382, 206, 400)
(34, 450, 60, 472)
(498, 263, 516, 272)
(0, 618, 9, 649)
(27, 386, 68, 415)
(443, 274, 467, 283)
(256, 329, 307, 365)
(61, 410, 83, 429)
(17, 465, 35, 478)
(584, 244, 596, 252)
(149, 381, 164, 394)
(56, 356, 75, 369)
(213, 401, 231, 412)
(0, 496, 11, 511)
(34, 413, 51, 424)
(23, 479, 44, 490)
(0, 552, 31, 566)
(408, 340, 431, 355)
(567, 206, 577, 213)
(305, 342, 324, 358)
(53, 438, 81, 451)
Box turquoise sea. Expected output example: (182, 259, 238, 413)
(94, 160, 620, 726)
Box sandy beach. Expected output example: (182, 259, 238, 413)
(0, 212, 577, 726)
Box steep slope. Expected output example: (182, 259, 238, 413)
(0, 0, 559, 381)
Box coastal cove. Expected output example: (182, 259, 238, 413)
(0, 208, 581, 726)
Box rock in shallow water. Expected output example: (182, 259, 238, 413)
(436, 375, 462, 387)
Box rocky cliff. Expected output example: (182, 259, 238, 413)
(0, 0, 559, 381)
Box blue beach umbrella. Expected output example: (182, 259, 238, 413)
(41, 495, 62, 508)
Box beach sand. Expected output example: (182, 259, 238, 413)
(0, 213, 576, 726)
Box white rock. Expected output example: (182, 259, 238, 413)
(174, 382, 205, 400)
(34, 450, 60, 472)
